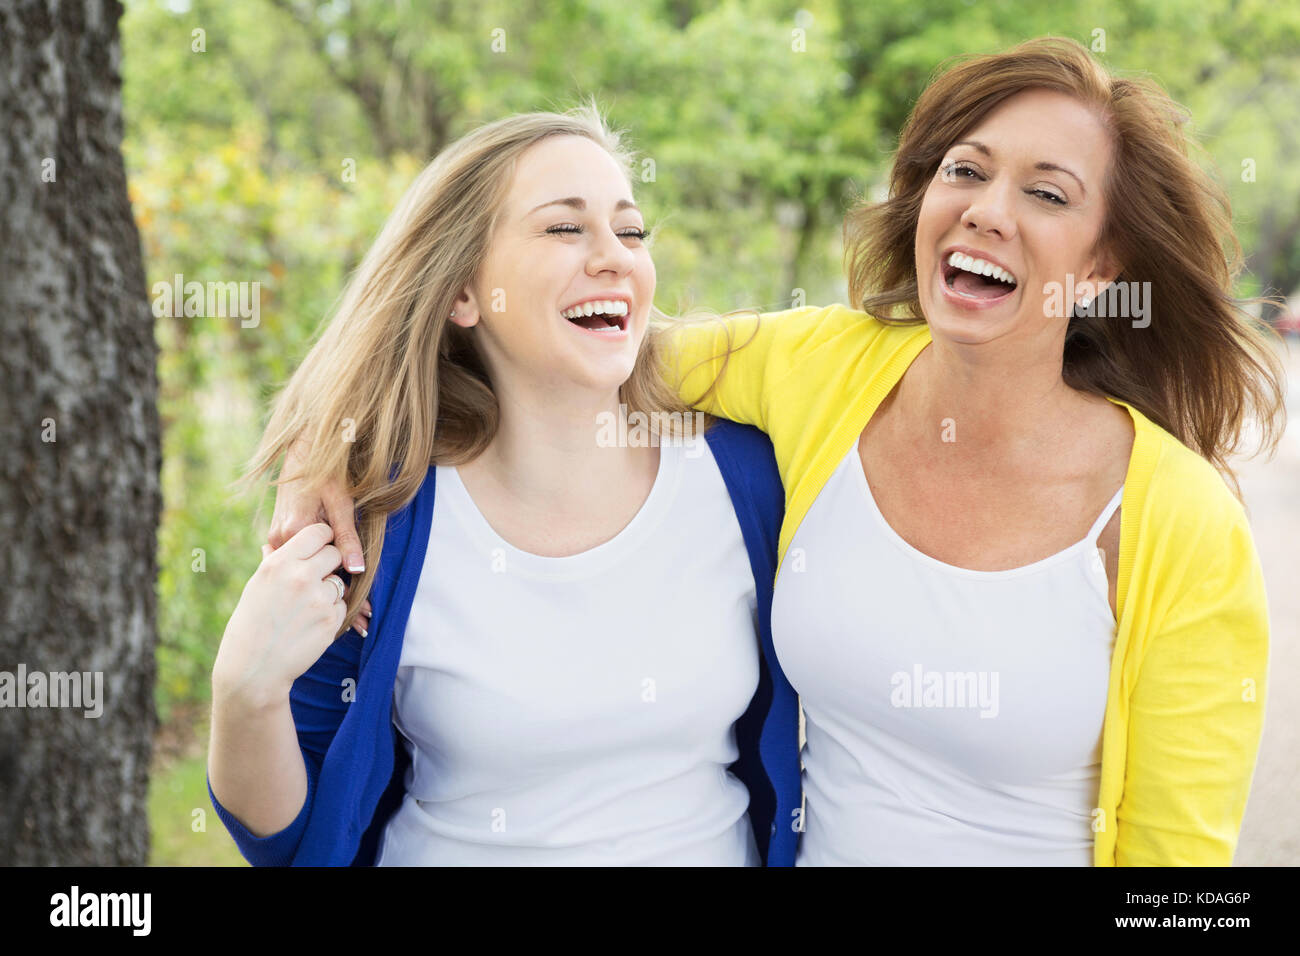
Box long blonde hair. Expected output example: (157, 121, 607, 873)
(237, 103, 698, 634)
(844, 36, 1287, 497)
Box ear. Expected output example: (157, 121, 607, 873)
(447, 286, 482, 329)
(1081, 245, 1122, 305)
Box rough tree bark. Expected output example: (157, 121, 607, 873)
(0, 0, 160, 864)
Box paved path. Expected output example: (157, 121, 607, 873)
(1234, 335, 1299, 866)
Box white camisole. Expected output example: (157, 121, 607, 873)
(773, 444, 1122, 866)
(375, 440, 763, 866)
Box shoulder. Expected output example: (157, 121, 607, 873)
(674, 303, 913, 356)
(746, 304, 928, 389)
(701, 415, 775, 459)
(1141, 416, 1247, 533)
(761, 302, 915, 352)
(702, 418, 781, 483)
(1125, 408, 1261, 609)
(701, 419, 784, 521)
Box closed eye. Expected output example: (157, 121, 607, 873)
(545, 224, 651, 240)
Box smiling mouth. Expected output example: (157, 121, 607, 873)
(562, 300, 629, 332)
(942, 255, 1018, 300)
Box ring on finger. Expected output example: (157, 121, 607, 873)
(326, 574, 346, 602)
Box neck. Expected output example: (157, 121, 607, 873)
(900, 330, 1081, 456)
(466, 379, 649, 515)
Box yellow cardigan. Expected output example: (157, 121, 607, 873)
(664, 303, 1270, 866)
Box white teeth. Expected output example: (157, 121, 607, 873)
(946, 252, 1016, 286)
(561, 299, 630, 319)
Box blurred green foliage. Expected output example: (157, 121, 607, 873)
(148, 720, 248, 865)
(121, 0, 1300, 734)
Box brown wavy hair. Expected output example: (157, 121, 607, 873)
(234, 102, 701, 635)
(844, 35, 1287, 497)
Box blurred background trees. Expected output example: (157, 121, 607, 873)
(118, 0, 1300, 862)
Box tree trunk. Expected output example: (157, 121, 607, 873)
(0, 0, 160, 865)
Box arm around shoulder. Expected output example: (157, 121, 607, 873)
(660, 305, 852, 429)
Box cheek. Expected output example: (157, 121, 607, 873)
(641, 254, 656, 291)
(917, 182, 942, 219)
(914, 195, 950, 270)
(914, 194, 944, 276)
(917, 184, 962, 230)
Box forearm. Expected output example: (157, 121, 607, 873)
(207, 688, 309, 839)
(663, 305, 842, 428)
(663, 312, 768, 426)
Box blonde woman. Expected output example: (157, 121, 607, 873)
(207, 105, 801, 866)
(281, 39, 1286, 865)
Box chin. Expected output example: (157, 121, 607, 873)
(567, 355, 638, 396)
(922, 274, 1021, 346)
(924, 312, 1007, 346)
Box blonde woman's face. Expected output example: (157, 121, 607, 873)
(460, 134, 654, 397)
(914, 88, 1118, 350)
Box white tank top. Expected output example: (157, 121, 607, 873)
(376, 440, 762, 866)
(773, 445, 1121, 866)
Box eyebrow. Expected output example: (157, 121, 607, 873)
(950, 140, 1086, 198)
(526, 196, 640, 215)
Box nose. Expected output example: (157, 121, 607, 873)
(960, 177, 1017, 242)
(586, 224, 637, 277)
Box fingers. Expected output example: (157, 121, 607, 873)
(268, 439, 323, 549)
(340, 582, 371, 634)
(322, 488, 364, 573)
(303, 543, 345, 580)
(260, 531, 345, 608)
(268, 501, 323, 550)
(321, 572, 348, 604)
(276, 522, 338, 561)
(351, 606, 371, 637)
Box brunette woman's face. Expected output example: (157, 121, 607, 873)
(915, 88, 1118, 349)
(452, 134, 654, 398)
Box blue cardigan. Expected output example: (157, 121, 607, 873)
(208, 418, 802, 865)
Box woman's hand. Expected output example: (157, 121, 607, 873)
(213, 523, 353, 710)
(269, 436, 369, 634)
